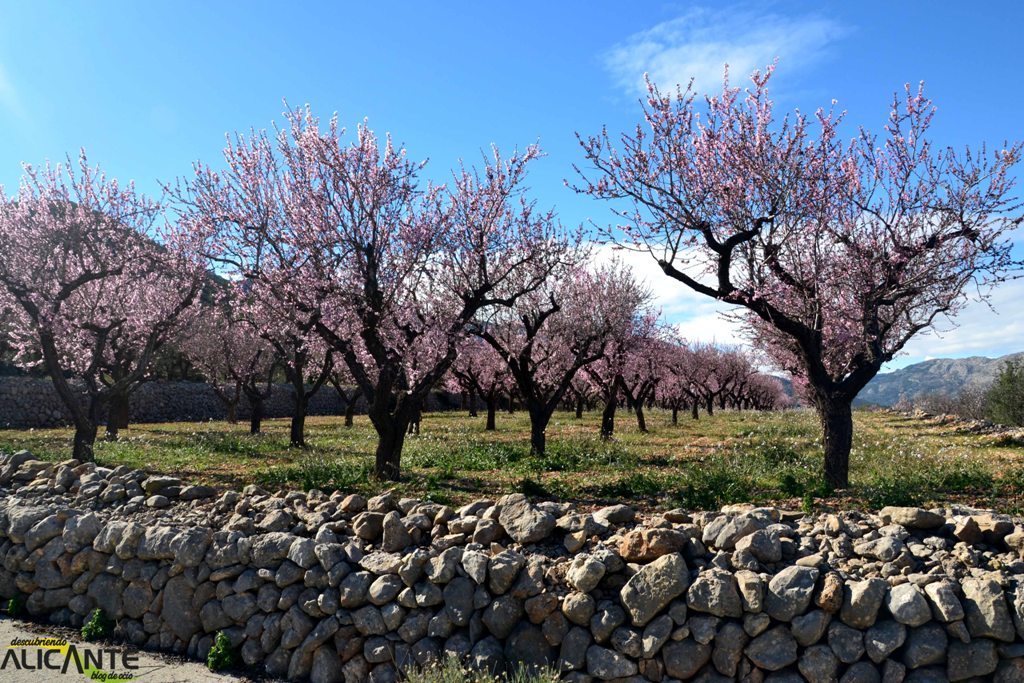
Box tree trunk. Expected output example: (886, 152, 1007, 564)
(226, 402, 237, 424)
(73, 397, 102, 462)
(600, 394, 617, 440)
(105, 392, 130, 441)
(691, 402, 699, 420)
(818, 396, 853, 490)
(671, 406, 678, 425)
(635, 403, 648, 433)
(250, 398, 263, 435)
(374, 422, 407, 481)
(290, 392, 307, 447)
(575, 395, 584, 419)
(486, 396, 497, 431)
(344, 399, 356, 428)
(528, 403, 550, 455)
(468, 386, 478, 417)
(706, 397, 714, 416)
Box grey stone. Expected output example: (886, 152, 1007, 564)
(585, 645, 637, 680)
(841, 578, 888, 628)
(887, 583, 932, 627)
(961, 575, 1015, 641)
(865, 620, 906, 663)
(799, 644, 840, 682)
(620, 553, 690, 626)
(947, 638, 998, 681)
(765, 565, 819, 622)
(662, 639, 711, 680)
(828, 621, 865, 664)
(497, 494, 556, 544)
(687, 569, 743, 617)
(745, 625, 798, 671)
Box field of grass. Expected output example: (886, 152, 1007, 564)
(1, 408, 1022, 512)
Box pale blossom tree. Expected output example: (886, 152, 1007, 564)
(475, 259, 650, 455)
(180, 296, 280, 430)
(0, 153, 204, 460)
(577, 66, 1021, 488)
(450, 337, 513, 431)
(175, 108, 570, 480)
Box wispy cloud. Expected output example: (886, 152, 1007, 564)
(0, 63, 26, 120)
(604, 6, 846, 97)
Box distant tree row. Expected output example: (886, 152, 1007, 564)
(1, 66, 1018, 488)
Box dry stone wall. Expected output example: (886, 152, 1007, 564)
(0, 450, 1023, 682)
(0, 377, 462, 428)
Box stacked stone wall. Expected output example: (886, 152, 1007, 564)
(0, 450, 1022, 681)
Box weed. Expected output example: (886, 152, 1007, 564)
(81, 609, 113, 642)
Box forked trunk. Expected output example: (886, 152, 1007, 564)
(818, 396, 853, 490)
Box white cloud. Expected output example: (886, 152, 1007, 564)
(591, 243, 748, 347)
(0, 64, 25, 119)
(889, 277, 1024, 369)
(604, 6, 845, 97)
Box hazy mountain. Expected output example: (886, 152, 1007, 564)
(856, 351, 1024, 406)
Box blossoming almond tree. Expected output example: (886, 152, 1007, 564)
(474, 259, 650, 455)
(450, 337, 512, 430)
(577, 66, 1021, 488)
(0, 153, 204, 460)
(175, 108, 570, 480)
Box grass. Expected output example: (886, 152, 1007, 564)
(1, 407, 1022, 512)
(405, 657, 559, 683)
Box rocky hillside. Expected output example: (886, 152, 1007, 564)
(858, 352, 1024, 407)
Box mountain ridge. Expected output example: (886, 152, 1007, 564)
(856, 351, 1024, 406)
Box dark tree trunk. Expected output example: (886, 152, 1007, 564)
(706, 397, 714, 416)
(671, 406, 678, 425)
(691, 402, 699, 420)
(374, 421, 408, 481)
(250, 398, 264, 435)
(468, 386, 478, 417)
(73, 397, 102, 462)
(527, 403, 551, 455)
(105, 392, 130, 441)
(575, 395, 584, 419)
(344, 399, 356, 428)
(635, 403, 648, 433)
(817, 396, 853, 490)
(226, 402, 237, 424)
(486, 396, 497, 431)
(600, 394, 617, 440)
(290, 380, 308, 447)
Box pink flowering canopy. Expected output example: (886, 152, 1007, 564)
(577, 65, 1022, 487)
(174, 106, 572, 479)
(0, 152, 204, 459)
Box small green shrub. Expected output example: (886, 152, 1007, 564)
(5, 593, 25, 617)
(986, 360, 1024, 426)
(81, 608, 113, 642)
(206, 631, 238, 672)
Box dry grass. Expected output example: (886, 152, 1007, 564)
(1, 408, 1022, 512)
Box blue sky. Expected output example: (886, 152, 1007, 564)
(1, 1, 1022, 370)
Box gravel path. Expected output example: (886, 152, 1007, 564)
(0, 617, 256, 682)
